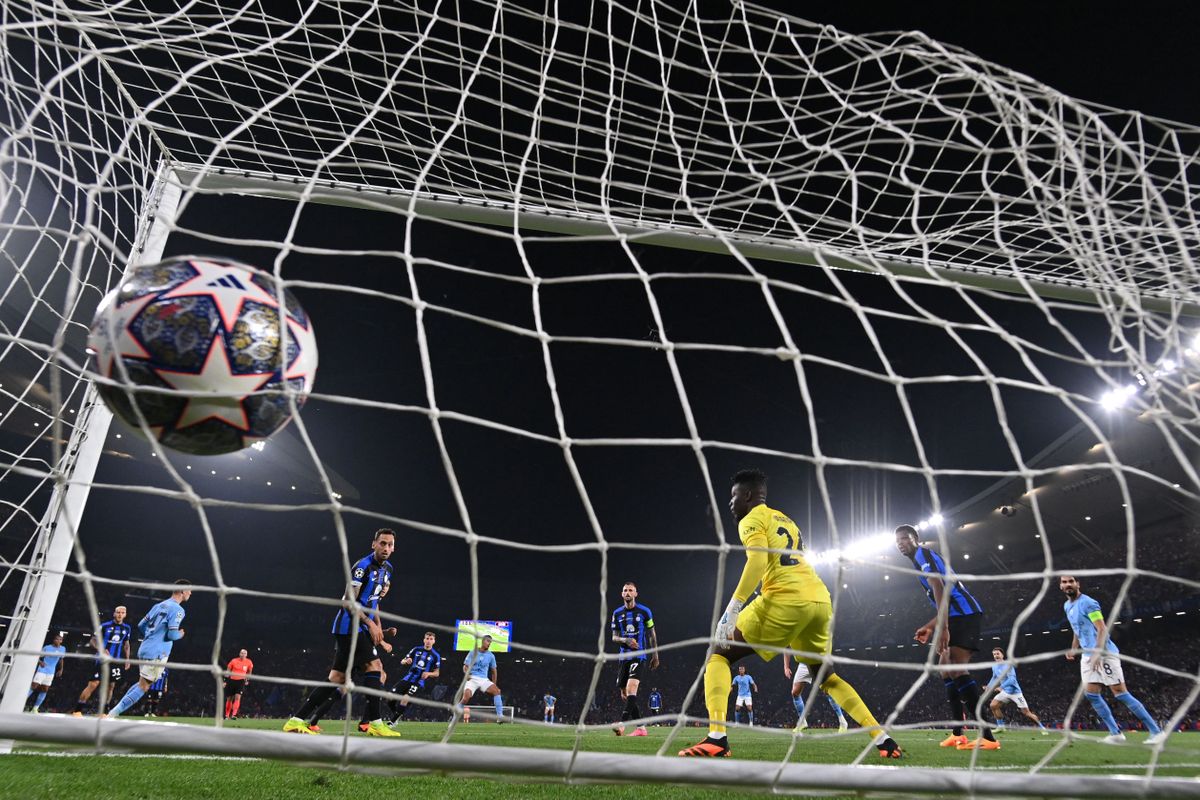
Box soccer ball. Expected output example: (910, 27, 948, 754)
(87, 256, 318, 455)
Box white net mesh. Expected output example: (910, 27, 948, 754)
(1, 1, 1199, 795)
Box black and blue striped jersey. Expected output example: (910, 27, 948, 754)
(401, 646, 442, 687)
(150, 669, 168, 692)
(98, 620, 132, 660)
(910, 546, 982, 617)
(610, 602, 654, 662)
(331, 553, 393, 635)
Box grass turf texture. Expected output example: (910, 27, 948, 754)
(7, 718, 1198, 799)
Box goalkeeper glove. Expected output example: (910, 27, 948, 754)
(715, 597, 744, 643)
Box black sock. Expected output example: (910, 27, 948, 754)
(362, 672, 383, 723)
(74, 700, 85, 713)
(955, 675, 995, 741)
(624, 694, 641, 724)
(944, 679, 965, 737)
(297, 685, 338, 722)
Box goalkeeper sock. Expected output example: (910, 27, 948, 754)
(793, 694, 806, 721)
(296, 684, 338, 723)
(944, 678, 965, 736)
(954, 675, 995, 741)
(1084, 692, 1121, 735)
(819, 674, 884, 740)
(224, 698, 233, 717)
(110, 684, 145, 717)
(703, 653, 731, 737)
(1114, 692, 1161, 734)
(361, 672, 383, 722)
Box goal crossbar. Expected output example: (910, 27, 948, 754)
(174, 165, 1200, 318)
(5, 715, 1196, 799)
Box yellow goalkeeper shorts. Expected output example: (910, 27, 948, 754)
(736, 595, 832, 663)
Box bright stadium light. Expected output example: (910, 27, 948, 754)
(1099, 384, 1137, 410)
(929, 513, 943, 525)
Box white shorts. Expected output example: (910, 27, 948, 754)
(463, 675, 494, 694)
(993, 691, 1029, 710)
(139, 655, 169, 683)
(735, 695, 752, 708)
(33, 671, 55, 686)
(1081, 652, 1124, 686)
(790, 662, 812, 686)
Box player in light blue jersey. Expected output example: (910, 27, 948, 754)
(1060, 576, 1166, 745)
(107, 580, 191, 717)
(985, 648, 1047, 734)
(27, 632, 66, 713)
(543, 692, 556, 723)
(459, 635, 505, 722)
(784, 652, 849, 733)
(730, 665, 757, 726)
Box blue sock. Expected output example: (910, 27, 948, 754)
(32, 691, 46, 709)
(1085, 692, 1121, 735)
(793, 694, 806, 722)
(747, 710, 754, 726)
(1114, 692, 1161, 734)
(26, 688, 33, 700)
(826, 695, 844, 717)
(110, 684, 146, 717)
(493, 694, 504, 717)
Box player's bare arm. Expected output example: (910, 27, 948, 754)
(648, 627, 660, 670)
(123, 639, 131, 670)
(915, 575, 949, 652)
(1066, 633, 1079, 660)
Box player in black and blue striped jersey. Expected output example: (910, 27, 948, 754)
(144, 668, 168, 716)
(283, 528, 399, 737)
(72, 605, 132, 716)
(386, 631, 442, 724)
(895, 525, 997, 751)
(610, 581, 659, 736)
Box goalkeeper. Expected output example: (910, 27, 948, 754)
(680, 469, 901, 758)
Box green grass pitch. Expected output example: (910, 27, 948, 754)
(5, 717, 1197, 799)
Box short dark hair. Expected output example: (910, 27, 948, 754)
(424, 631, 436, 638)
(174, 579, 191, 587)
(992, 647, 1005, 656)
(731, 469, 768, 490)
(622, 581, 637, 589)
(894, 525, 918, 539)
(374, 528, 396, 540)
(481, 634, 493, 642)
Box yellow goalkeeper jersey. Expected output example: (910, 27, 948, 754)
(735, 504, 830, 604)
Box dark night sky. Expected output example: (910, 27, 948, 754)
(51, 3, 1199, 666)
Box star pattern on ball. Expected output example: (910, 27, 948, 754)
(159, 259, 281, 332)
(153, 334, 273, 431)
(99, 293, 156, 379)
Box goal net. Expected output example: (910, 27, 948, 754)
(1, 0, 1198, 796)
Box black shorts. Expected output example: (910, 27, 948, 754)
(617, 658, 646, 686)
(91, 665, 123, 683)
(332, 634, 380, 673)
(393, 679, 423, 698)
(948, 613, 982, 652)
(226, 678, 246, 696)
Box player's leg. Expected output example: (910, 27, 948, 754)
(108, 673, 153, 717)
(286, 637, 351, 733)
(825, 692, 848, 732)
(1108, 672, 1163, 737)
(947, 645, 997, 748)
(359, 656, 399, 736)
(1081, 659, 1123, 739)
(484, 682, 506, 722)
(73, 678, 98, 715)
(791, 674, 810, 732)
(28, 681, 47, 712)
(622, 662, 645, 733)
(745, 697, 754, 726)
(990, 695, 1007, 730)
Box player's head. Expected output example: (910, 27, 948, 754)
(423, 631, 436, 648)
(729, 469, 768, 521)
(621, 582, 638, 605)
(992, 647, 1005, 661)
(894, 525, 919, 557)
(372, 528, 396, 561)
(737, 665, 746, 675)
(1059, 574, 1081, 599)
(239, 648, 248, 658)
(113, 605, 127, 623)
(172, 579, 192, 602)
(51, 632, 63, 646)
(479, 634, 492, 652)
